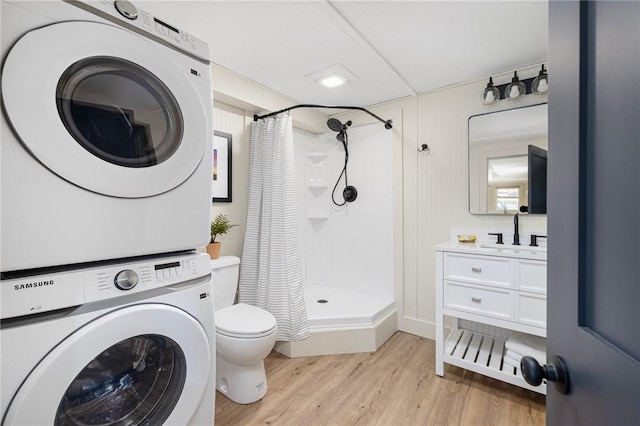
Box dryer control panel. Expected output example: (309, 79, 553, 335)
(69, 0, 210, 61)
(1, 252, 211, 320)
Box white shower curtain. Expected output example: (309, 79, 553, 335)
(238, 114, 310, 341)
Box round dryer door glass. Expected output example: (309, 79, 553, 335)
(56, 56, 184, 168)
(55, 334, 186, 425)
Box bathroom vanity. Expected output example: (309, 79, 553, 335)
(435, 241, 547, 394)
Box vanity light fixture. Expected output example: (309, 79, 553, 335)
(532, 64, 548, 95)
(505, 71, 526, 100)
(481, 65, 548, 105)
(481, 76, 500, 105)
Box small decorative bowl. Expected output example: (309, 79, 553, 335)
(457, 234, 477, 243)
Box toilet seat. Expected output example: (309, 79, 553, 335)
(215, 303, 277, 339)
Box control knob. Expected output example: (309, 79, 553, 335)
(114, 269, 138, 290)
(114, 0, 138, 20)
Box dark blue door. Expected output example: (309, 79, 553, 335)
(548, 1, 640, 424)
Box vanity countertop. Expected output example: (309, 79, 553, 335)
(435, 240, 547, 261)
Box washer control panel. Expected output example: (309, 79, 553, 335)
(85, 254, 205, 302)
(1, 252, 210, 320)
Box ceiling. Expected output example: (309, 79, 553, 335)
(144, 1, 548, 108)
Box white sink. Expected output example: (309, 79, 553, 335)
(479, 243, 547, 252)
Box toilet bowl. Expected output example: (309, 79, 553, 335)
(211, 256, 277, 404)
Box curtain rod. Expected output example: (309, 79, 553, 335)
(253, 104, 393, 129)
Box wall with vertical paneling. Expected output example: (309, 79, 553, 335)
(411, 66, 548, 338)
(210, 102, 251, 257)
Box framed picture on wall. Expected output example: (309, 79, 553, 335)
(212, 130, 232, 202)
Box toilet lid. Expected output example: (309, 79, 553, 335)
(215, 303, 277, 338)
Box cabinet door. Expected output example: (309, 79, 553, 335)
(516, 291, 546, 331)
(517, 259, 547, 294)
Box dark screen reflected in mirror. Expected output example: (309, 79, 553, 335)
(468, 103, 548, 215)
(528, 144, 547, 214)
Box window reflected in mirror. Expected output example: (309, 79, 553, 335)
(469, 103, 547, 215)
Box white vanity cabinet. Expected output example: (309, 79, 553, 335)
(435, 241, 547, 394)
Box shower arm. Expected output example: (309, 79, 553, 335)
(253, 104, 393, 130)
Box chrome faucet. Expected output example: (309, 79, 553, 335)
(513, 213, 520, 245)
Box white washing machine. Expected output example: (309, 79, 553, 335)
(0, 251, 216, 425)
(1, 0, 213, 272)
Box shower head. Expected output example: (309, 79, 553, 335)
(327, 118, 352, 133)
(328, 118, 351, 143)
(327, 118, 343, 132)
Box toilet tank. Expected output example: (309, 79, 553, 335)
(210, 256, 241, 311)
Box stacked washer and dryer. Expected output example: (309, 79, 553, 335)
(1, 1, 216, 424)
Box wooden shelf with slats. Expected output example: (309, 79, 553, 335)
(444, 328, 546, 394)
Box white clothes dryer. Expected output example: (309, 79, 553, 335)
(0, 251, 216, 426)
(1, 0, 213, 272)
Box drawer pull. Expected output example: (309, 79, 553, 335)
(471, 267, 482, 273)
(471, 297, 482, 303)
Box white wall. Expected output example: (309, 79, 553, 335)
(293, 125, 394, 301)
(329, 124, 394, 299)
(212, 63, 548, 340)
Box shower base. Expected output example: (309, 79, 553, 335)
(274, 285, 397, 357)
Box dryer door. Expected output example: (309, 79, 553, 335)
(1, 21, 209, 198)
(3, 304, 212, 425)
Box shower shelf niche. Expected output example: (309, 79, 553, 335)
(307, 152, 328, 162)
(307, 183, 329, 189)
(307, 186, 328, 196)
(306, 158, 328, 188)
(307, 215, 328, 222)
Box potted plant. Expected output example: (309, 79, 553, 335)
(207, 214, 238, 259)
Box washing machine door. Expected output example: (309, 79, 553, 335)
(1, 21, 209, 198)
(2, 304, 212, 425)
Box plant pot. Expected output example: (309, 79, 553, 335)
(206, 242, 221, 259)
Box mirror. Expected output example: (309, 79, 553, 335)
(468, 103, 547, 215)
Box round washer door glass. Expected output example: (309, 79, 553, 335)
(56, 57, 184, 168)
(56, 334, 185, 425)
(2, 304, 212, 425)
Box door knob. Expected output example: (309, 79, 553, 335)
(521, 355, 571, 394)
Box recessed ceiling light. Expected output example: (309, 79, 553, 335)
(318, 75, 346, 88)
(306, 64, 358, 89)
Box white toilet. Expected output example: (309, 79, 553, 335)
(211, 256, 277, 404)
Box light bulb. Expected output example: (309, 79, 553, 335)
(505, 71, 525, 100)
(481, 76, 500, 105)
(535, 79, 548, 93)
(532, 64, 548, 95)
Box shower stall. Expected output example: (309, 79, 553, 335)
(274, 122, 397, 357)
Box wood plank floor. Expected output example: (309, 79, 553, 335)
(215, 332, 545, 426)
